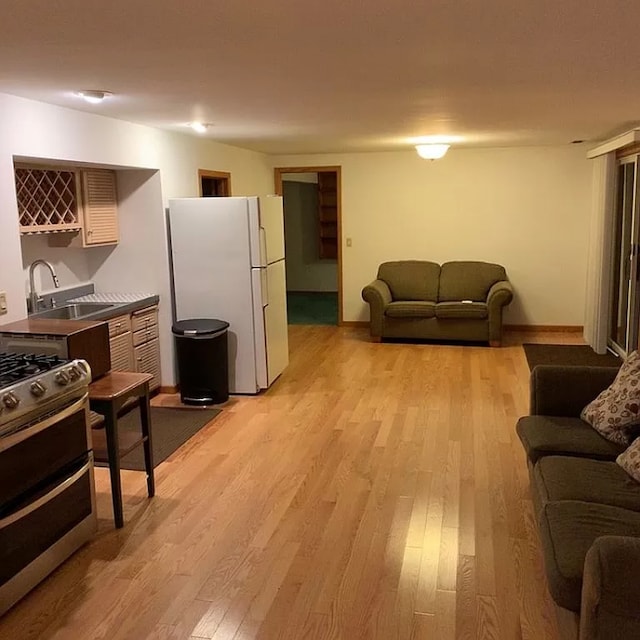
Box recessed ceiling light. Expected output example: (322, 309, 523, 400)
(76, 90, 112, 104)
(415, 144, 450, 160)
(189, 122, 212, 134)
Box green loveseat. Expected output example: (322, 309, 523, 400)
(517, 364, 640, 640)
(361, 260, 513, 346)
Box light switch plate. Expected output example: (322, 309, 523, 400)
(0, 291, 6, 315)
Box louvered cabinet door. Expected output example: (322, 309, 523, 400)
(81, 169, 119, 246)
(109, 331, 134, 372)
(134, 338, 161, 391)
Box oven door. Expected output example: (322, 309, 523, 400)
(0, 394, 92, 509)
(0, 394, 96, 615)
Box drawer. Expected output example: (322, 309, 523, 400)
(132, 322, 159, 347)
(109, 332, 134, 371)
(132, 307, 158, 333)
(134, 338, 161, 391)
(107, 314, 132, 338)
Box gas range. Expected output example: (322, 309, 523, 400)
(0, 352, 92, 435)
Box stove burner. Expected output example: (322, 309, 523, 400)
(0, 353, 68, 388)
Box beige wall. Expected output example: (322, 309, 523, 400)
(272, 146, 592, 325)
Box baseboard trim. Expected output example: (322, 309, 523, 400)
(505, 324, 583, 333)
(340, 321, 369, 328)
(159, 385, 179, 394)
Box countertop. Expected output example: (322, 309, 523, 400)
(0, 293, 159, 335)
(0, 317, 105, 336)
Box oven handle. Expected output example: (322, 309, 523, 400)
(0, 393, 88, 453)
(0, 459, 91, 530)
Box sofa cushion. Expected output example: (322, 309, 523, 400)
(538, 500, 640, 611)
(581, 350, 640, 446)
(516, 415, 625, 465)
(384, 301, 436, 318)
(534, 456, 640, 513)
(435, 301, 487, 319)
(617, 437, 640, 483)
(438, 261, 507, 302)
(377, 261, 440, 302)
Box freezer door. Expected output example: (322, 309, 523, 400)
(264, 259, 289, 386)
(248, 196, 285, 267)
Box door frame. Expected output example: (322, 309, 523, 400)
(274, 165, 343, 326)
(609, 154, 640, 356)
(198, 169, 232, 196)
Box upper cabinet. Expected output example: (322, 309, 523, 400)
(81, 169, 119, 246)
(15, 164, 119, 246)
(15, 166, 82, 234)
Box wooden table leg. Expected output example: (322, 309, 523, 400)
(102, 402, 124, 529)
(139, 386, 155, 498)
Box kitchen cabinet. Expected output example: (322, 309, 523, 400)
(107, 306, 160, 392)
(15, 166, 82, 234)
(15, 165, 119, 246)
(107, 314, 134, 372)
(132, 307, 161, 392)
(81, 169, 119, 246)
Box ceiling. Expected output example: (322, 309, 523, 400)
(1, 1, 640, 154)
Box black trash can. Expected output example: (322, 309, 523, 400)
(172, 319, 230, 405)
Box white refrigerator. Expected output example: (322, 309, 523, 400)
(168, 196, 289, 394)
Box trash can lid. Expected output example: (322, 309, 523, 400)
(172, 318, 230, 336)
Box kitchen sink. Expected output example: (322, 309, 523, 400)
(31, 303, 116, 320)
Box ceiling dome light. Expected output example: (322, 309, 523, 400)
(77, 90, 112, 104)
(189, 122, 211, 134)
(415, 144, 450, 160)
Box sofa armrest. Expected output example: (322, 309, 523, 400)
(529, 365, 618, 417)
(486, 280, 513, 344)
(487, 280, 514, 309)
(580, 535, 640, 640)
(362, 280, 392, 337)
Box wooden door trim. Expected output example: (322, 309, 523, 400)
(274, 166, 343, 326)
(198, 169, 232, 196)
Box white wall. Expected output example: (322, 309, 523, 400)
(283, 180, 338, 292)
(272, 146, 592, 325)
(0, 92, 273, 385)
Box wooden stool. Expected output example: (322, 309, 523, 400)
(89, 371, 155, 528)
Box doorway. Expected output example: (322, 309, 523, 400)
(274, 166, 342, 325)
(198, 170, 231, 197)
(609, 155, 640, 355)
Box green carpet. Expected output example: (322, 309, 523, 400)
(523, 343, 621, 371)
(95, 406, 221, 471)
(287, 292, 338, 325)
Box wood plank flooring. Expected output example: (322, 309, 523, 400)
(0, 326, 583, 639)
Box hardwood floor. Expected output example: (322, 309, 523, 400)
(0, 326, 584, 639)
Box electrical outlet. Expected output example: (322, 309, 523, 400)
(0, 291, 6, 315)
(346, 237, 352, 247)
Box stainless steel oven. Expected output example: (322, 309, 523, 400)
(0, 354, 96, 616)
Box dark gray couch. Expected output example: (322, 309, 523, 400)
(517, 364, 640, 640)
(361, 260, 513, 346)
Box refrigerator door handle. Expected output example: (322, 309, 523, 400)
(262, 268, 269, 307)
(259, 226, 267, 267)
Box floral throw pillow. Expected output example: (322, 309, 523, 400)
(580, 350, 640, 446)
(617, 438, 640, 483)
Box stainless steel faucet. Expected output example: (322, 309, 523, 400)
(28, 260, 60, 313)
